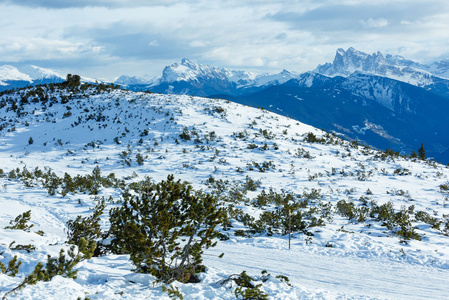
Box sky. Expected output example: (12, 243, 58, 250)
(1, 0, 449, 81)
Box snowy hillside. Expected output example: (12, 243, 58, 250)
(0, 83, 449, 299)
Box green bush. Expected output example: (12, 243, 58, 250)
(220, 271, 269, 300)
(4, 245, 86, 298)
(66, 198, 105, 257)
(5, 210, 34, 232)
(0, 255, 22, 277)
(303, 132, 325, 143)
(108, 175, 222, 283)
(415, 211, 442, 230)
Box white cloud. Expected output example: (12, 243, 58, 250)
(148, 40, 159, 47)
(360, 18, 389, 28)
(1, 0, 449, 80)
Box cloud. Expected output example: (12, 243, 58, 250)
(148, 40, 159, 47)
(360, 18, 389, 28)
(1, 0, 449, 80)
(0, 0, 181, 9)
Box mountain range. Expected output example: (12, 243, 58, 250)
(114, 58, 300, 96)
(2, 48, 449, 162)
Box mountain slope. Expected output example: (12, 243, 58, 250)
(0, 65, 65, 91)
(214, 72, 449, 163)
(0, 84, 449, 299)
(112, 51, 449, 163)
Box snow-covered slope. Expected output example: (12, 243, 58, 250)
(0, 65, 64, 83)
(0, 84, 449, 299)
(0, 65, 33, 85)
(0, 65, 99, 91)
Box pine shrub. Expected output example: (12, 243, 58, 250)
(66, 198, 105, 257)
(108, 175, 222, 283)
(5, 210, 34, 232)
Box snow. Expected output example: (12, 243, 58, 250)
(118, 58, 299, 90)
(1, 85, 449, 299)
(315, 47, 446, 87)
(0, 65, 32, 83)
(16, 65, 63, 81)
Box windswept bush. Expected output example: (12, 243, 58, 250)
(108, 175, 222, 283)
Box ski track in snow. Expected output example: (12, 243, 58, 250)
(206, 241, 449, 300)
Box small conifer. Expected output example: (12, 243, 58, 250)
(418, 143, 426, 160)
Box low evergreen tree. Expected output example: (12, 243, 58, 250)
(418, 143, 426, 160)
(108, 175, 222, 283)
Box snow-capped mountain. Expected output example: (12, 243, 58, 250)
(114, 74, 155, 86)
(314, 47, 449, 87)
(0, 64, 65, 91)
(16, 65, 63, 82)
(158, 58, 256, 84)
(115, 58, 300, 96)
(0, 65, 33, 84)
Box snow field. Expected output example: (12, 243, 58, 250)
(0, 86, 448, 299)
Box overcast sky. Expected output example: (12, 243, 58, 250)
(1, 0, 449, 81)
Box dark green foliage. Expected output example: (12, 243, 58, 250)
(220, 271, 269, 300)
(442, 216, 449, 236)
(275, 274, 292, 286)
(8, 166, 124, 197)
(4, 246, 84, 298)
(393, 168, 411, 176)
(303, 132, 325, 144)
(161, 285, 184, 300)
(0, 255, 22, 277)
(439, 183, 449, 192)
(418, 143, 426, 160)
(336, 200, 422, 241)
(179, 127, 191, 141)
(246, 161, 276, 172)
(242, 176, 261, 192)
(66, 198, 105, 257)
(415, 211, 442, 230)
(38, 247, 81, 280)
(336, 200, 369, 223)
(108, 175, 222, 283)
(259, 129, 276, 140)
(28, 137, 33, 145)
(10, 243, 36, 253)
(64, 74, 81, 87)
(5, 210, 34, 232)
(381, 148, 400, 160)
(245, 190, 327, 236)
(136, 153, 145, 165)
